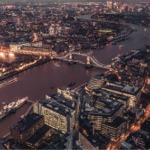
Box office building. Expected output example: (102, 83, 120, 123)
(93, 89, 130, 110)
(102, 81, 141, 108)
(10, 113, 44, 144)
(33, 94, 76, 134)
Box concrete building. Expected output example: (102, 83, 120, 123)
(10, 41, 42, 51)
(10, 113, 44, 144)
(102, 81, 141, 109)
(33, 95, 76, 134)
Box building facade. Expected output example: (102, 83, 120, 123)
(10, 113, 44, 144)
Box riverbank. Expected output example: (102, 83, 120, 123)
(0, 102, 32, 138)
(0, 58, 51, 83)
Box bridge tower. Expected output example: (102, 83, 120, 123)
(86, 55, 90, 65)
(69, 52, 73, 60)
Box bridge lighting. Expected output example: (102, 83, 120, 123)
(0, 52, 5, 58)
(8, 52, 15, 57)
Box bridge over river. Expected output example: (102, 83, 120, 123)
(55, 51, 110, 70)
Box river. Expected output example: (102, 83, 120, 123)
(0, 14, 149, 137)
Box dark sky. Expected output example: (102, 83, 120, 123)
(0, 0, 148, 2)
(0, 0, 149, 4)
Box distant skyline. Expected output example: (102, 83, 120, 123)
(0, 0, 149, 2)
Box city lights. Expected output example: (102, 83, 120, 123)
(0, 1, 149, 149)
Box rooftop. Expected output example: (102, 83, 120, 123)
(48, 94, 76, 110)
(104, 116, 126, 128)
(27, 124, 50, 145)
(39, 99, 72, 117)
(11, 113, 43, 133)
(93, 89, 129, 101)
(104, 82, 140, 95)
(79, 128, 109, 148)
(88, 96, 123, 117)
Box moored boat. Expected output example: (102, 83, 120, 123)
(0, 97, 28, 121)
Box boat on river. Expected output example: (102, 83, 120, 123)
(0, 97, 28, 121)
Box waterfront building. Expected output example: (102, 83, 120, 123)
(33, 95, 76, 134)
(102, 81, 141, 109)
(20, 46, 57, 56)
(85, 74, 107, 91)
(10, 113, 44, 144)
(86, 74, 141, 109)
(10, 41, 42, 51)
(56, 87, 75, 101)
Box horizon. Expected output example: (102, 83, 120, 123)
(0, 0, 149, 3)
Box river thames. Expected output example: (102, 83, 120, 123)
(0, 15, 149, 137)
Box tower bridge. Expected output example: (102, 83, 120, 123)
(0, 48, 110, 70)
(55, 51, 110, 70)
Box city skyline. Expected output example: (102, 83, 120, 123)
(0, 1, 149, 150)
(0, 0, 149, 3)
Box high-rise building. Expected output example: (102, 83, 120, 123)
(33, 94, 76, 134)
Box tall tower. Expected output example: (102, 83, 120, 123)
(69, 52, 72, 60)
(86, 55, 90, 65)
